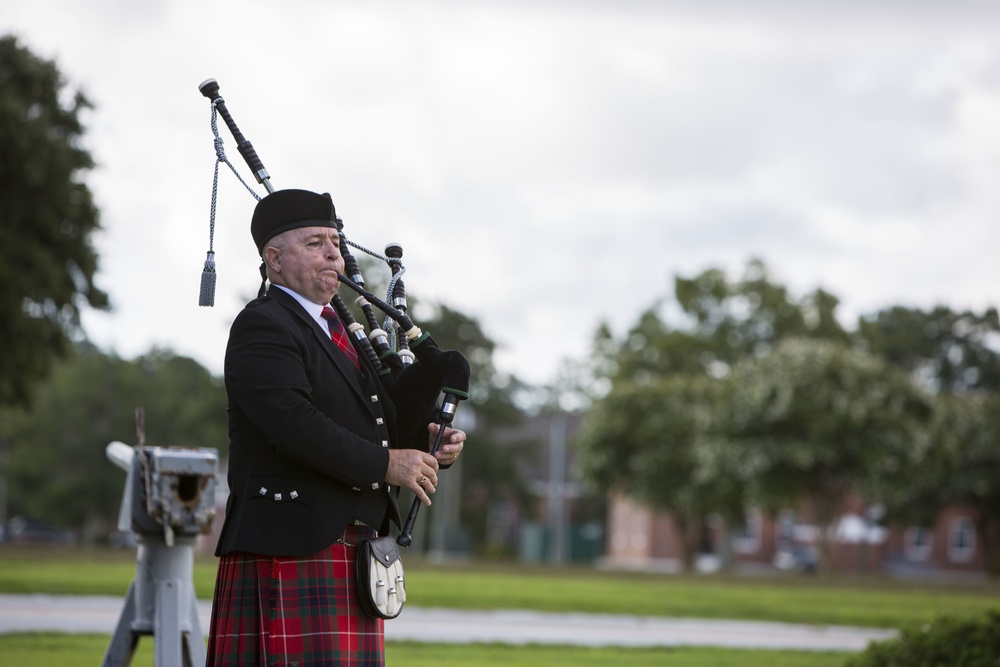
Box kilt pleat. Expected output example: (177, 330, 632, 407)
(207, 525, 385, 666)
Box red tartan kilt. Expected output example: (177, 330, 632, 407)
(207, 524, 384, 666)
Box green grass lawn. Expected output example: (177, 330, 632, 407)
(0, 633, 851, 667)
(0, 546, 995, 629)
(0, 545, 995, 666)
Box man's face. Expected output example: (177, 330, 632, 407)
(266, 226, 344, 305)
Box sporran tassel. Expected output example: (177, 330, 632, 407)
(395, 573, 406, 603)
(386, 587, 398, 616)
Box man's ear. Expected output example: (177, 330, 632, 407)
(264, 246, 281, 273)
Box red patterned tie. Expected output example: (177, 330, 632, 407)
(321, 306, 360, 370)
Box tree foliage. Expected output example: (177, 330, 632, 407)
(848, 609, 1000, 667)
(935, 395, 1000, 574)
(403, 301, 533, 554)
(576, 374, 737, 568)
(579, 257, 1000, 573)
(597, 258, 851, 386)
(891, 394, 1000, 576)
(0, 344, 227, 541)
(858, 305, 1000, 394)
(673, 258, 850, 368)
(0, 35, 108, 408)
(725, 338, 933, 569)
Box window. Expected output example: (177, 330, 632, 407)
(733, 510, 762, 554)
(904, 526, 932, 562)
(776, 510, 796, 549)
(948, 517, 975, 563)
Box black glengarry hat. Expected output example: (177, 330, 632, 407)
(251, 189, 337, 255)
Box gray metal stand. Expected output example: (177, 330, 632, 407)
(102, 536, 205, 667)
(102, 434, 218, 667)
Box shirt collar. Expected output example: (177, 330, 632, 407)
(271, 284, 327, 330)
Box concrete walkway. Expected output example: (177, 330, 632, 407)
(0, 593, 896, 651)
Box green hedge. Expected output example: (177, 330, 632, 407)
(847, 609, 1000, 667)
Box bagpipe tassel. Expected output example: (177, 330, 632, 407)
(199, 251, 216, 307)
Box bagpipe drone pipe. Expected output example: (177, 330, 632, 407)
(196, 79, 470, 547)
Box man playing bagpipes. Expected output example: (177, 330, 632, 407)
(205, 189, 467, 666)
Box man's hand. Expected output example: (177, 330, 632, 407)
(386, 449, 439, 506)
(430, 424, 466, 467)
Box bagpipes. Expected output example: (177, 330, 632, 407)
(196, 79, 470, 547)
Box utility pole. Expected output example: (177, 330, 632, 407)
(427, 407, 474, 561)
(0, 437, 8, 537)
(547, 412, 568, 565)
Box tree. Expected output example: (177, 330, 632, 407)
(576, 374, 738, 570)
(398, 301, 534, 555)
(580, 259, 858, 569)
(889, 394, 1000, 576)
(725, 338, 934, 571)
(673, 258, 850, 370)
(939, 394, 1000, 576)
(0, 343, 227, 542)
(0, 35, 108, 407)
(585, 258, 1000, 575)
(857, 305, 1000, 394)
(597, 258, 851, 386)
(580, 259, 849, 564)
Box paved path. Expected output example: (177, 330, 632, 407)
(0, 594, 896, 651)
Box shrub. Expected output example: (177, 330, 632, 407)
(847, 609, 1000, 667)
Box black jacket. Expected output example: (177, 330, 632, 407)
(215, 287, 401, 557)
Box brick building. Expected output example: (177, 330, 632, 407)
(604, 492, 988, 578)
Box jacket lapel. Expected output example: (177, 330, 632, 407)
(271, 289, 367, 400)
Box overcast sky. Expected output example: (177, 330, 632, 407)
(7, 1, 1000, 387)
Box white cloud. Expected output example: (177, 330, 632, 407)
(5, 1, 1000, 386)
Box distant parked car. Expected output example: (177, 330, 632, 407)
(772, 545, 818, 573)
(5, 516, 78, 546)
